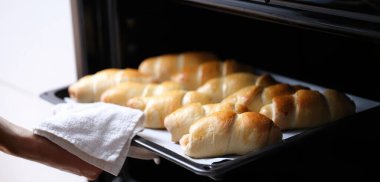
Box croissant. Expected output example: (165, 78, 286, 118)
(68, 68, 154, 103)
(165, 84, 303, 142)
(259, 89, 356, 130)
(170, 60, 251, 90)
(127, 73, 276, 129)
(100, 81, 183, 106)
(138, 51, 217, 82)
(180, 111, 282, 158)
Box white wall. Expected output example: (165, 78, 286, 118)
(0, 0, 85, 181)
(0, 0, 77, 95)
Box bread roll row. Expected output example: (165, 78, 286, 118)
(68, 51, 356, 159)
(69, 51, 250, 102)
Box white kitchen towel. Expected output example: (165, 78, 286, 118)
(33, 102, 144, 176)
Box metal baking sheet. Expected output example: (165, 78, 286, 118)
(40, 72, 380, 180)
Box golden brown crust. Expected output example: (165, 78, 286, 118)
(262, 84, 296, 104)
(128, 73, 276, 130)
(126, 90, 212, 129)
(222, 83, 301, 114)
(100, 81, 183, 106)
(164, 102, 235, 142)
(138, 51, 217, 82)
(171, 61, 220, 90)
(196, 73, 276, 103)
(164, 103, 206, 142)
(136, 73, 268, 129)
(255, 74, 278, 88)
(139, 54, 177, 82)
(295, 90, 330, 128)
(165, 83, 299, 143)
(69, 68, 153, 103)
(221, 85, 263, 113)
(323, 89, 356, 121)
(171, 60, 250, 90)
(68, 75, 93, 102)
(181, 91, 213, 105)
(100, 82, 147, 106)
(272, 95, 296, 129)
(260, 89, 356, 130)
(180, 111, 282, 158)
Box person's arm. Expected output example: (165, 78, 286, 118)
(0, 116, 102, 180)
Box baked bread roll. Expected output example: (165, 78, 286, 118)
(127, 73, 276, 129)
(126, 90, 213, 129)
(165, 84, 303, 142)
(171, 60, 251, 90)
(100, 81, 183, 106)
(68, 68, 154, 103)
(180, 111, 282, 158)
(221, 84, 307, 113)
(138, 51, 217, 82)
(259, 89, 356, 130)
(196, 73, 276, 103)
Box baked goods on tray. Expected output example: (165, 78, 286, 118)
(138, 51, 217, 82)
(126, 73, 276, 129)
(164, 84, 306, 142)
(100, 81, 183, 106)
(69, 68, 154, 103)
(180, 111, 282, 158)
(68, 51, 356, 158)
(259, 89, 355, 130)
(171, 60, 252, 90)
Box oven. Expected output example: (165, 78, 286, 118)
(43, 0, 380, 181)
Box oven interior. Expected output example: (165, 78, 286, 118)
(70, 0, 380, 181)
(78, 0, 380, 101)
